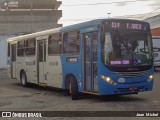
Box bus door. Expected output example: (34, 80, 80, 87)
(11, 44, 16, 78)
(37, 40, 47, 84)
(84, 32, 98, 92)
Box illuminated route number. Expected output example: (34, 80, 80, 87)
(111, 22, 120, 28)
(127, 23, 142, 30)
(111, 22, 143, 30)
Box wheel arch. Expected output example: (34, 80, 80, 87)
(20, 69, 26, 80)
(64, 73, 78, 90)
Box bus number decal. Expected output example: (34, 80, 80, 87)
(66, 57, 78, 63)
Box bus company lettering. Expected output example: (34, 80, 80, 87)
(110, 60, 130, 65)
(49, 61, 58, 66)
(25, 59, 36, 66)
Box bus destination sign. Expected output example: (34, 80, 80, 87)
(108, 21, 149, 31)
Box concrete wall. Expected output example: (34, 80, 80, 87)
(0, 35, 15, 68)
(0, 10, 62, 34)
(0, 36, 7, 68)
(0, 0, 62, 68)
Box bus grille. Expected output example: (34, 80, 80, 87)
(114, 70, 149, 78)
(117, 86, 144, 92)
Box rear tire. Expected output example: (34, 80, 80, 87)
(20, 72, 27, 87)
(70, 76, 78, 100)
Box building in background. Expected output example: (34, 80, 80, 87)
(145, 14, 160, 36)
(0, 0, 62, 68)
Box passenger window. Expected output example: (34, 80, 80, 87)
(63, 31, 80, 54)
(8, 43, 10, 57)
(48, 34, 61, 55)
(17, 40, 25, 56)
(11, 44, 16, 61)
(26, 39, 36, 56)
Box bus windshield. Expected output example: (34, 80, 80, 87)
(102, 30, 153, 68)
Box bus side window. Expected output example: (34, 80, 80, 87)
(63, 31, 80, 54)
(26, 38, 36, 56)
(17, 40, 25, 56)
(48, 34, 61, 55)
(8, 43, 10, 57)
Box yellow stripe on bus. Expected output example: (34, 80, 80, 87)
(38, 83, 47, 87)
(82, 91, 99, 95)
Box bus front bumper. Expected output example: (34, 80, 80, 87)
(98, 81, 153, 95)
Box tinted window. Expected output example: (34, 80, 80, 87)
(102, 31, 152, 66)
(48, 34, 61, 55)
(63, 31, 80, 54)
(11, 44, 16, 61)
(26, 39, 36, 56)
(8, 43, 10, 57)
(17, 40, 25, 56)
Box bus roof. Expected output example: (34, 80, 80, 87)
(60, 18, 148, 32)
(8, 18, 147, 42)
(8, 28, 61, 42)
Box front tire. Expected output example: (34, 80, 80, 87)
(70, 76, 78, 100)
(20, 72, 27, 87)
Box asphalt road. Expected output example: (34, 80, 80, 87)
(0, 68, 160, 120)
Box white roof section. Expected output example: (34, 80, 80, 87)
(8, 27, 61, 42)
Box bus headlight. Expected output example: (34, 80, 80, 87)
(101, 75, 117, 85)
(147, 74, 154, 82)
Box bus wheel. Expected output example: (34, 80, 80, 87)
(70, 76, 78, 100)
(20, 72, 27, 87)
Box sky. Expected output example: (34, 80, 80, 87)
(58, 0, 160, 26)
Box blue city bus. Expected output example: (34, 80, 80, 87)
(8, 19, 154, 100)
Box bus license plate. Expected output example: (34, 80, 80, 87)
(129, 87, 138, 91)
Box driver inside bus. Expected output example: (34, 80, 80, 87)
(111, 30, 122, 59)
